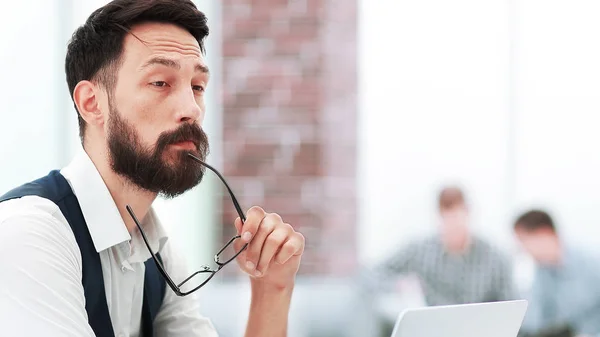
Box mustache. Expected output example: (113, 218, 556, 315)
(155, 123, 209, 155)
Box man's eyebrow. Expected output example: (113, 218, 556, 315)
(141, 56, 210, 74)
(195, 63, 210, 74)
(141, 56, 180, 70)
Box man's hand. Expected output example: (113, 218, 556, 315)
(234, 206, 305, 289)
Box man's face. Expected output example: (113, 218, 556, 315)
(105, 22, 210, 198)
(439, 204, 470, 245)
(515, 228, 559, 265)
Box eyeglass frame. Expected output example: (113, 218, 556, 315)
(126, 152, 248, 297)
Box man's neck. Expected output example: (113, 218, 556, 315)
(84, 145, 157, 234)
(444, 236, 472, 255)
(546, 242, 563, 267)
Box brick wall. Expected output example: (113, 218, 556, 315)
(221, 0, 357, 276)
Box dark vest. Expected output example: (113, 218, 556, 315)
(0, 170, 166, 337)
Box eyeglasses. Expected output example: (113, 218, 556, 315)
(126, 153, 248, 296)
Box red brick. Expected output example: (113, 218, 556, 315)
(290, 142, 321, 175)
(231, 92, 263, 109)
(273, 37, 311, 56)
(288, 17, 320, 35)
(223, 42, 246, 58)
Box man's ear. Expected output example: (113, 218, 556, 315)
(73, 80, 106, 129)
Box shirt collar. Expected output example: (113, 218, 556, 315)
(129, 208, 168, 264)
(60, 147, 168, 258)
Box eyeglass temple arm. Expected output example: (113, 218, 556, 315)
(125, 205, 183, 295)
(187, 153, 246, 223)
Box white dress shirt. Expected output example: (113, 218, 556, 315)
(0, 149, 218, 337)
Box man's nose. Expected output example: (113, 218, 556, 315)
(175, 88, 203, 124)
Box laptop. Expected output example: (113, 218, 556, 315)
(391, 300, 528, 337)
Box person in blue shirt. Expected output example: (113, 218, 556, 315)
(514, 210, 600, 337)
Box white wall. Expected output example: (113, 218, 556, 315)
(0, 1, 64, 190)
(359, 0, 512, 263)
(359, 0, 600, 264)
(513, 0, 600, 252)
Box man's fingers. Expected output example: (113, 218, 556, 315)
(234, 217, 243, 235)
(274, 232, 305, 265)
(255, 225, 293, 276)
(243, 213, 280, 273)
(240, 206, 266, 243)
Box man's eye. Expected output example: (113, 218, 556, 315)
(150, 81, 168, 87)
(192, 85, 205, 92)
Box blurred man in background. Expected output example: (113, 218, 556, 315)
(366, 186, 514, 335)
(515, 210, 600, 337)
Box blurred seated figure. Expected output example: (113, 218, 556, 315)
(364, 186, 515, 336)
(514, 210, 600, 337)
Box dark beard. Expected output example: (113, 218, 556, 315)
(107, 104, 210, 199)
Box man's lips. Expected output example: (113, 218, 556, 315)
(169, 140, 197, 151)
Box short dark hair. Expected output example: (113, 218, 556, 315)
(438, 186, 466, 210)
(65, 0, 209, 141)
(514, 209, 556, 232)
